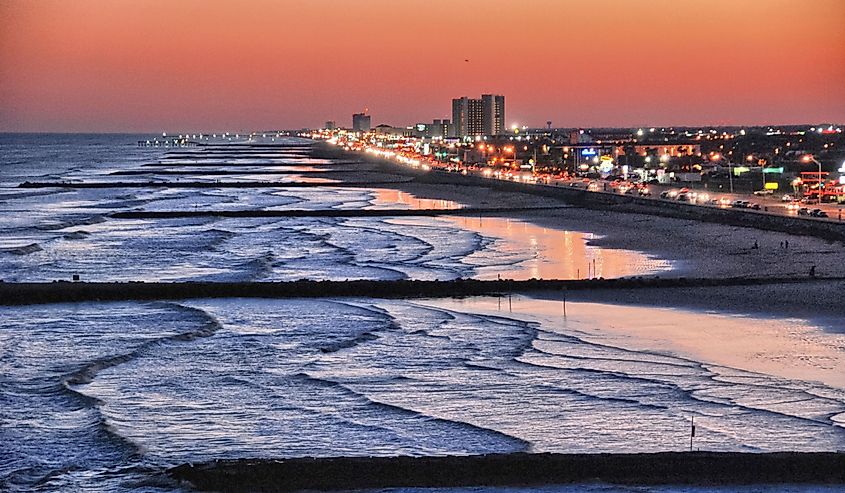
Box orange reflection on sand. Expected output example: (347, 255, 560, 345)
(448, 216, 669, 280)
(372, 189, 461, 211)
(371, 190, 668, 280)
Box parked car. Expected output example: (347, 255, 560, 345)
(810, 209, 829, 218)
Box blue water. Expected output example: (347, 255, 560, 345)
(1, 135, 843, 492)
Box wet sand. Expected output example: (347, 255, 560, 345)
(388, 181, 845, 280)
(372, 188, 672, 280)
(444, 216, 670, 280)
(426, 295, 845, 390)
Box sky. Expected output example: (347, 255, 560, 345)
(1, 0, 844, 132)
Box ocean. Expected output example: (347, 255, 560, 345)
(1, 134, 843, 492)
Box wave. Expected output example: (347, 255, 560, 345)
(319, 331, 379, 353)
(529, 327, 845, 428)
(204, 227, 237, 250)
(58, 303, 224, 457)
(0, 243, 42, 255)
(314, 301, 402, 353)
(291, 372, 531, 452)
(234, 251, 276, 281)
(35, 214, 107, 231)
(516, 353, 841, 431)
(61, 230, 90, 240)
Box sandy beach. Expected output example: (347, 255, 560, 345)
(388, 179, 845, 280)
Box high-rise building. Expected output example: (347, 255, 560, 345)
(481, 94, 505, 136)
(451, 97, 469, 138)
(352, 113, 371, 132)
(451, 94, 505, 138)
(324, 121, 337, 130)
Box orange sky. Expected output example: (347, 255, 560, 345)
(1, 0, 843, 132)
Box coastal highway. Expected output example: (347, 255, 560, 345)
(322, 139, 845, 223)
(447, 166, 845, 223)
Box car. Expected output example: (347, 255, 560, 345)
(797, 207, 810, 216)
(810, 209, 829, 218)
(781, 194, 794, 202)
(753, 189, 773, 196)
(748, 203, 761, 210)
(731, 200, 749, 208)
(638, 187, 652, 196)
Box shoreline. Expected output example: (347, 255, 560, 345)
(310, 144, 845, 280)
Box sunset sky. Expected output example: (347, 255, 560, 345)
(1, 0, 844, 132)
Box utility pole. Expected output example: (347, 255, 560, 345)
(689, 416, 695, 452)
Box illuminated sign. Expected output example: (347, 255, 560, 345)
(581, 148, 597, 156)
(762, 167, 784, 173)
(764, 182, 779, 190)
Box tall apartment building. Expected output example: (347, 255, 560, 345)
(481, 94, 505, 136)
(352, 113, 371, 132)
(451, 94, 505, 138)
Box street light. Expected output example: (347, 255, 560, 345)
(712, 153, 733, 193)
(801, 154, 824, 204)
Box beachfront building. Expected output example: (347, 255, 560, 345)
(481, 94, 505, 136)
(352, 113, 371, 133)
(452, 94, 505, 138)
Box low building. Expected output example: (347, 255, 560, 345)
(352, 113, 371, 133)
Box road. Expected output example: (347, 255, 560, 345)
(447, 166, 845, 222)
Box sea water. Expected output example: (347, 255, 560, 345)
(1, 135, 842, 492)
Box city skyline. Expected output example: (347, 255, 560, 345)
(1, 0, 844, 132)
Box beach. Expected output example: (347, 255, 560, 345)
(1, 135, 843, 493)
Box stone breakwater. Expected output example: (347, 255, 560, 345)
(0, 276, 835, 305)
(169, 452, 845, 492)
